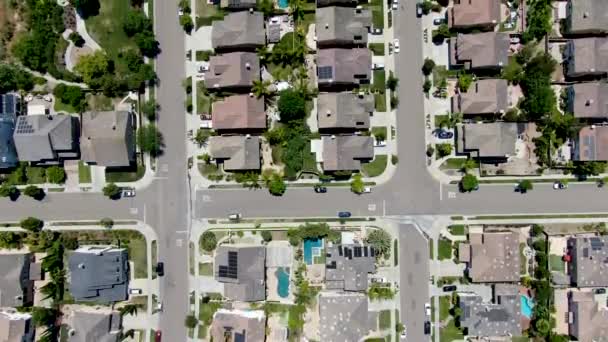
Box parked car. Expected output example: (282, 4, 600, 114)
(425, 303, 431, 316)
(156, 302, 163, 312)
(416, 3, 423, 17)
(442, 285, 457, 292)
(370, 276, 387, 283)
(437, 130, 453, 139)
(433, 18, 445, 25)
(228, 213, 242, 220)
(314, 185, 327, 193)
(400, 327, 407, 339)
(338, 211, 352, 218)
(363, 187, 372, 193)
(155, 331, 162, 342)
(122, 188, 136, 197)
(388, 42, 393, 55)
(372, 63, 385, 70)
(129, 288, 143, 295)
(156, 262, 165, 277)
(392, 0, 398, 10)
(371, 28, 383, 35)
(393, 39, 400, 53)
(553, 181, 567, 190)
(595, 288, 606, 294)
(424, 321, 431, 334)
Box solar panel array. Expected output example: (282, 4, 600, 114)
(318, 66, 333, 79)
(590, 237, 605, 250)
(15, 118, 34, 134)
(218, 251, 238, 279)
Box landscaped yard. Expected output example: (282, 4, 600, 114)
(439, 296, 451, 321)
(198, 262, 213, 276)
(373, 70, 386, 93)
(86, 94, 114, 111)
(447, 225, 466, 235)
(195, 0, 227, 27)
(85, 0, 138, 62)
(198, 163, 221, 177)
(437, 238, 453, 260)
(549, 254, 565, 272)
(199, 298, 223, 338)
(374, 93, 387, 111)
(105, 158, 145, 182)
(369, 43, 385, 56)
(26, 166, 47, 184)
(365, 0, 384, 29)
(440, 158, 478, 170)
(78, 161, 91, 183)
(362, 155, 388, 178)
(440, 319, 464, 342)
(197, 81, 212, 114)
(54, 98, 77, 114)
(127, 238, 148, 279)
(378, 309, 391, 330)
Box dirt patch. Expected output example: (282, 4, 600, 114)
(69, 45, 94, 66)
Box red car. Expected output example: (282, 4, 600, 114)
(155, 331, 162, 342)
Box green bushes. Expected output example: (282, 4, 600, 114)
(287, 223, 340, 246)
(53, 84, 86, 112)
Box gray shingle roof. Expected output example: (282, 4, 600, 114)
(567, 0, 608, 34)
(450, 32, 509, 69)
(0, 310, 32, 342)
(0, 116, 18, 169)
(0, 252, 32, 308)
(316, 7, 371, 46)
(205, 52, 261, 90)
(68, 246, 129, 303)
(569, 291, 608, 342)
(574, 125, 608, 161)
(13, 114, 77, 163)
(459, 122, 521, 158)
(318, 292, 373, 342)
(568, 236, 608, 287)
(322, 135, 374, 171)
(81, 111, 135, 167)
(208, 135, 261, 171)
(568, 82, 608, 119)
(68, 309, 121, 342)
(325, 244, 376, 291)
(453, 79, 509, 115)
(566, 37, 608, 77)
(212, 12, 265, 50)
(459, 284, 521, 338)
(317, 48, 371, 86)
(214, 245, 265, 302)
(317, 92, 373, 130)
(220, 0, 256, 9)
(210, 309, 266, 342)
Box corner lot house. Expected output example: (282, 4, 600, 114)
(13, 114, 78, 164)
(448, 0, 500, 30)
(459, 284, 522, 338)
(318, 292, 373, 342)
(210, 309, 266, 342)
(317, 92, 374, 131)
(450, 32, 509, 70)
(573, 126, 608, 161)
(65, 308, 122, 342)
(80, 111, 135, 167)
(315, 6, 371, 47)
(452, 79, 509, 116)
(211, 95, 266, 132)
(214, 245, 266, 302)
(204, 52, 260, 90)
(459, 230, 520, 282)
(566, 0, 608, 35)
(68, 246, 129, 303)
(321, 135, 373, 172)
(568, 290, 608, 342)
(456, 122, 523, 162)
(317, 48, 371, 88)
(567, 236, 608, 287)
(212, 12, 265, 51)
(565, 37, 608, 78)
(0, 252, 34, 307)
(0, 310, 34, 342)
(325, 244, 376, 291)
(567, 82, 608, 120)
(208, 136, 261, 171)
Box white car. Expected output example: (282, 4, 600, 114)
(400, 329, 407, 339)
(553, 181, 567, 190)
(129, 288, 143, 295)
(122, 188, 136, 198)
(392, 0, 398, 10)
(228, 213, 242, 220)
(425, 302, 431, 316)
(178, 8, 184, 16)
(372, 63, 385, 70)
(363, 187, 372, 193)
(393, 39, 400, 53)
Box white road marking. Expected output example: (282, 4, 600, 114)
(448, 191, 456, 199)
(439, 182, 443, 201)
(176, 239, 183, 247)
(368, 204, 377, 211)
(130, 207, 138, 215)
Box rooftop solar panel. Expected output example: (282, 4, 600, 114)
(318, 66, 333, 79)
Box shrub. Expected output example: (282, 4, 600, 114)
(100, 218, 114, 229)
(261, 230, 272, 242)
(20, 217, 44, 232)
(422, 58, 436, 76)
(200, 231, 217, 252)
(103, 183, 121, 199)
(278, 89, 306, 122)
(45, 166, 66, 184)
(23, 185, 44, 200)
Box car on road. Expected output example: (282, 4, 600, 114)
(424, 321, 431, 334)
(553, 181, 567, 190)
(122, 188, 135, 197)
(443, 285, 457, 292)
(393, 39, 400, 53)
(433, 18, 445, 25)
(416, 3, 423, 17)
(437, 130, 453, 139)
(595, 288, 606, 294)
(392, 0, 398, 10)
(400, 327, 406, 339)
(156, 262, 165, 277)
(228, 213, 242, 220)
(372, 63, 385, 70)
(155, 330, 162, 342)
(129, 288, 143, 295)
(363, 187, 372, 193)
(314, 185, 327, 193)
(338, 211, 351, 218)
(425, 302, 431, 316)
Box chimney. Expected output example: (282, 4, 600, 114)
(331, 135, 336, 139)
(245, 62, 251, 70)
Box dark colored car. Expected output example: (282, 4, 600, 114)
(424, 321, 431, 335)
(155, 330, 162, 342)
(338, 211, 352, 218)
(156, 262, 165, 277)
(314, 185, 327, 193)
(437, 130, 454, 139)
(595, 288, 606, 294)
(443, 285, 457, 292)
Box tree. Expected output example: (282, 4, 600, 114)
(0, 184, 19, 200)
(523, 0, 552, 42)
(268, 174, 286, 196)
(534, 318, 551, 336)
(278, 89, 306, 122)
(460, 158, 477, 172)
(72, 0, 100, 18)
(264, 127, 287, 145)
(20, 217, 44, 232)
(436, 143, 452, 157)
(141, 100, 158, 121)
(531, 224, 544, 237)
(100, 218, 114, 229)
(518, 179, 533, 192)
(460, 174, 479, 192)
(74, 51, 109, 87)
(119, 304, 141, 317)
(374, 130, 386, 142)
(23, 185, 44, 200)
(261, 230, 272, 242)
(432, 23, 450, 42)
(135, 31, 160, 58)
(31, 307, 57, 327)
(180, 15, 194, 33)
(422, 58, 436, 76)
(574, 161, 606, 177)
(252, 79, 272, 99)
(185, 315, 198, 328)
(350, 173, 365, 194)
(365, 229, 391, 258)
(53, 84, 86, 112)
(200, 231, 217, 252)
(103, 183, 121, 199)
(501, 60, 524, 84)
(123, 10, 153, 37)
(45, 166, 66, 184)
(458, 73, 473, 91)
(137, 124, 164, 156)
(423, 79, 432, 93)
(0, 64, 34, 92)
(68, 32, 85, 47)
(386, 73, 399, 91)
(256, 0, 274, 17)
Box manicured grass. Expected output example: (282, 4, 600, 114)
(511, 336, 530, 342)
(199, 299, 222, 330)
(439, 296, 451, 321)
(127, 238, 148, 278)
(87, 93, 114, 111)
(105, 159, 145, 182)
(373, 70, 386, 93)
(313, 252, 326, 264)
(432, 65, 452, 88)
(54, 98, 77, 113)
(549, 254, 565, 272)
(440, 158, 478, 170)
(369, 43, 385, 56)
(372, 126, 387, 139)
(362, 155, 388, 177)
(365, 0, 384, 29)
(198, 262, 213, 276)
(374, 93, 386, 111)
(78, 161, 91, 183)
(85, 0, 138, 62)
(26, 166, 47, 184)
(429, 239, 434, 259)
(198, 163, 221, 177)
(470, 213, 608, 220)
(197, 81, 211, 114)
(378, 309, 391, 330)
(447, 225, 466, 235)
(440, 319, 464, 342)
(434, 114, 449, 127)
(437, 238, 453, 260)
(302, 141, 319, 173)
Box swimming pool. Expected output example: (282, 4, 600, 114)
(303, 238, 323, 265)
(278, 0, 289, 8)
(276, 267, 290, 298)
(521, 295, 534, 319)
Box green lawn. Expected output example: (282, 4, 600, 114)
(440, 158, 477, 170)
(362, 155, 388, 177)
(198, 262, 213, 276)
(197, 81, 212, 114)
(199, 299, 222, 329)
(440, 319, 464, 342)
(302, 141, 319, 173)
(432, 65, 451, 88)
(54, 98, 77, 114)
(429, 239, 434, 259)
(373, 70, 386, 93)
(198, 163, 221, 177)
(195, 0, 227, 28)
(366, 0, 384, 28)
(105, 159, 145, 182)
(78, 162, 91, 183)
(437, 238, 453, 260)
(189, 242, 195, 275)
(374, 93, 386, 111)
(549, 254, 565, 272)
(26, 166, 47, 184)
(85, 0, 138, 63)
(378, 309, 391, 330)
(372, 127, 387, 138)
(87, 94, 114, 111)
(439, 296, 451, 321)
(434, 114, 449, 127)
(127, 238, 148, 278)
(448, 225, 466, 235)
(369, 43, 385, 56)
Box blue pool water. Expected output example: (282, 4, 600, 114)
(521, 295, 534, 318)
(278, 0, 289, 8)
(303, 238, 323, 265)
(276, 267, 290, 298)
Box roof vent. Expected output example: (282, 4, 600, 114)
(583, 12, 589, 18)
(326, 109, 332, 116)
(112, 125, 116, 130)
(245, 62, 251, 70)
(249, 92, 254, 97)
(586, 99, 594, 106)
(331, 135, 336, 139)
(246, 134, 251, 139)
(78, 263, 85, 269)
(15, 295, 22, 300)
(325, 23, 329, 29)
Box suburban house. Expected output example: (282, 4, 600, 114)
(318, 292, 373, 342)
(211, 95, 266, 132)
(65, 308, 122, 342)
(573, 125, 608, 161)
(210, 309, 266, 342)
(458, 284, 522, 338)
(220, 0, 256, 10)
(564, 37, 608, 78)
(568, 290, 608, 342)
(0, 310, 34, 342)
(212, 11, 266, 51)
(456, 122, 523, 161)
(567, 236, 608, 287)
(317, 48, 372, 88)
(450, 32, 510, 70)
(214, 245, 266, 302)
(567, 82, 608, 120)
(317, 92, 374, 131)
(566, 0, 608, 35)
(0, 252, 34, 307)
(67, 246, 129, 303)
(80, 111, 135, 168)
(204, 52, 260, 90)
(458, 230, 520, 282)
(0, 115, 18, 169)
(448, 0, 500, 30)
(321, 135, 374, 172)
(208, 135, 261, 171)
(315, 6, 372, 47)
(13, 114, 79, 165)
(451, 79, 509, 116)
(325, 244, 376, 291)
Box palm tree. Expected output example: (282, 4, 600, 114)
(256, 46, 272, 66)
(121, 329, 136, 341)
(288, 0, 305, 24)
(460, 159, 478, 173)
(252, 80, 273, 99)
(119, 304, 142, 317)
